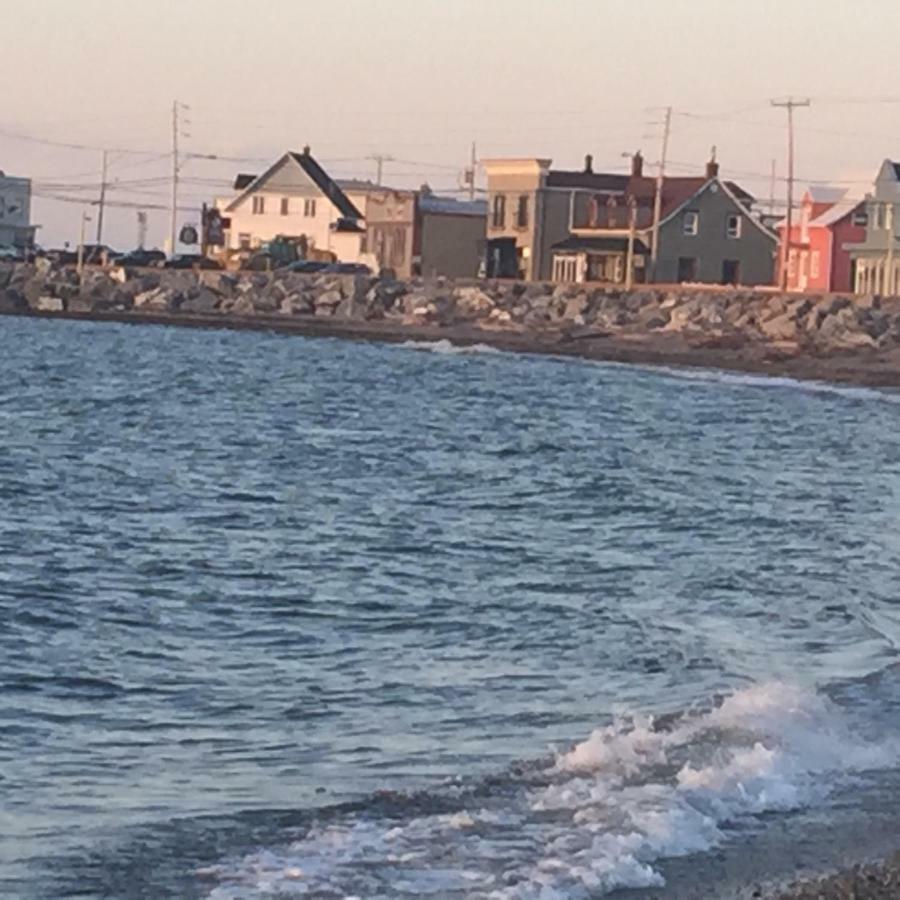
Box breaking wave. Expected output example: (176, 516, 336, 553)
(200, 682, 899, 899)
(399, 339, 503, 356)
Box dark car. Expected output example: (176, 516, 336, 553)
(285, 259, 330, 274)
(117, 248, 167, 268)
(321, 262, 372, 275)
(163, 254, 223, 270)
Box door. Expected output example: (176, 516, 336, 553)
(677, 257, 697, 283)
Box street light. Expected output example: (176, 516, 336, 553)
(77, 211, 92, 276)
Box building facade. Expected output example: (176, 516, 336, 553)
(776, 188, 867, 293)
(217, 148, 368, 264)
(482, 156, 632, 281)
(416, 194, 486, 278)
(848, 160, 900, 296)
(0, 173, 37, 249)
(550, 158, 776, 287)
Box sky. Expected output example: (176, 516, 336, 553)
(3, 0, 900, 249)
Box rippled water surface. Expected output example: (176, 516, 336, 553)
(2, 318, 900, 898)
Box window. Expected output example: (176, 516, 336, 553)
(238, 233, 251, 250)
(280, 197, 290, 216)
(788, 248, 798, 279)
(683, 211, 699, 236)
(875, 204, 886, 230)
(516, 195, 529, 229)
(553, 255, 579, 283)
(811, 250, 820, 279)
(303, 198, 317, 217)
(725, 214, 741, 239)
(852, 210, 869, 227)
(252, 196, 265, 215)
(491, 194, 506, 229)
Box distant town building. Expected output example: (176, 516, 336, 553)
(776, 187, 866, 293)
(483, 153, 775, 286)
(847, 160, 900, 295)
(215, 153, 486, 277)
(338, 180, 417, 278)
(0, 172, 37, 249)
(416, 193, 486, 278)
(217, 148, 368, 264)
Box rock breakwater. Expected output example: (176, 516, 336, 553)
(1, 260, 896, 359)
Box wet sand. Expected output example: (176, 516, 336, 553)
(8, 307, 900, 390)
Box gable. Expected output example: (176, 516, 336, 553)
(659, 179, 775, 242)
(225, 153, 362, 219)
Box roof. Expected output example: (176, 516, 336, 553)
(333, 218, 365, 233)
(809, 196, 866, 228)
(418, 195, 487, 217)
(552, 235, 650, 254)
(547, 170, 631, 192)
(806, 185, 847, 204)
(289, 151, 362, 219)
(233, 173, 256, 190)
(226, 150, 362, 220)
(894, 162, 900, 180)
(656, 178, 775, 240)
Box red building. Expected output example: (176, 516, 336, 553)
(777, 187, 867, 292)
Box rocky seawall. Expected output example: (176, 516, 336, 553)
(3, 261, 900, 386)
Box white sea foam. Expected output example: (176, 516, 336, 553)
(203, 682, 899, 899)
(638, 363, 900, 404)
(399, 339, 502, 356)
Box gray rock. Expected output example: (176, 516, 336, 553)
(0, 288, 27, 312)
(179, 288, 220, 314)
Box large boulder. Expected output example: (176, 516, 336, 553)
(179, 288, 220, 314)
(454, 286, 494, 318)
(0, 288, 27, 312)
(314, 289, 343, 316)
(757, 311, 798, 341)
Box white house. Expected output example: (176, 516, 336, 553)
(0, 172, 37, 249)
(217, 148, 369, 263)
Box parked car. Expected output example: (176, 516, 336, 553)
(321, 262, 372, 275)
(285, 259, 330, 274)
(163, 254, 223, 270)
(116, 248, 167, 268)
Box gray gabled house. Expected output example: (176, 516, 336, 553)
(550, 157, 777, 286)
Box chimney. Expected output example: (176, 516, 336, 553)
(706, 146, 719, 179)
(302, 144, 311, 156)
(631, 151, 644, 178)
(584, 154, 593, 174)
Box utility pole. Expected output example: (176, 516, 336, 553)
(771, 97, 811, 290)
(77, 211, 91, 277)
(625, 197, 638, 291)
(649, 106, 672, 283)
(368, 154, 394, 186)
(465, 142, 477, 201)
(96, 149, 109, 246)
(768, 159, 776, 217)
(171, 101, 182, 258)
(137, 211, 147, 250)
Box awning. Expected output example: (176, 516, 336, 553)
(551, 235, 650, 254)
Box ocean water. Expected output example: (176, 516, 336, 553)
(2, 317, 900, 899)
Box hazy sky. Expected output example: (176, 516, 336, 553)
(4, 0, 900, 248)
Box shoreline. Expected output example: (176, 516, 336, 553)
(6, 306, 900, 390)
